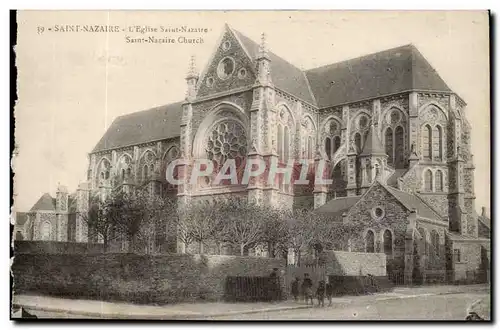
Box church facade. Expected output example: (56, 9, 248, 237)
(17, 25, 490, 284)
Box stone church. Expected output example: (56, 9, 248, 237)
(16, 25, 489, 283)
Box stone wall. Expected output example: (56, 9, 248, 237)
(12, 253, 285, 304)
(321, 251, 387, 276)
(450, 240, 489, 282)
(14, 241, 105, 254)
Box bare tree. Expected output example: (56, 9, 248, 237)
(78, 192, 122, 252)
(187, 200, 221, 254)
(221, 198, 264, 256)
(261, 206, 289, 258)
(285, 209, 319, 266)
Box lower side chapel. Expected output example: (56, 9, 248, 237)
(16, 25, 490, 283)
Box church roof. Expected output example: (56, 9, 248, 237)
(386, 168, 407, 187)
(305, 44, 452, 108)
(315, 196, 361, 217)
(92, 101, 183, 153)
(360, 126, 386, 156)
(30, 193, 56, 211)
(232, 28, 317, 105)
(385, 186, 443, 221)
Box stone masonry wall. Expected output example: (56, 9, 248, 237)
(12, 253, 285, 304)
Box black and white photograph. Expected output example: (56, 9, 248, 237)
(10, 10, 491, 321)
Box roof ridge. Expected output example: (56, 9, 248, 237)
(306, 43, 414, 73)
(413, 192, 444, 221)
(385, 185, 443, 221)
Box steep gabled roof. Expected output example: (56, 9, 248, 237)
(232, 28, 317, 105)
(305, 44, 452, 108)
(30, 193, 56, 212)
(315, 196, 361, 218)
(360, 126, 386, 156)
(92, 101, 183, 153)
(385, 186, 443, 221)
(387, 168, 407, 187)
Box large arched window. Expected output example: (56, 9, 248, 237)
(383, 230, 393, 256)
(418, 227, 428, 256)
(40, 221, 51, 241)
(117, 154, 133, 183)
(324, 137, 332, 160)
(139, 150, 156, 183)
(162, 146, 180, 192)
(385, 127, 393, 165)
(395, 126, 404, 168)
(422, 124, 432, 160)
(435, 170, 444, 192)
(424, 169, 433, 192)
(366, 230, 375, 253)
(302, 117, 316, 161)
(323, 119, 341, 160)
(96, 158, 111, 186)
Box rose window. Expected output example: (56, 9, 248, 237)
(206, 120, 247, 167)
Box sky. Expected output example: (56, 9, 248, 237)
(14, 10, 490, 213)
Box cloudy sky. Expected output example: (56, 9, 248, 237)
(14, 10, 489, 212)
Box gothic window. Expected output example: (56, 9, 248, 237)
(302, 117, 316, 160)
(435, 170, 444, 192)
(325, 137, 332, 160)
(435, 125, 443, 161)
(395, 126, 404, 168)
(139, 150, 156, 183)
(365, 230, 375, 253)
(355, 132, 362, 154)
(163, 146, 180, 191)
(422, 125, 432, 160)
(424, 169, 433, 192)
(206, 120, 247, 169)
(383, 230, 393, 256)
(277, 106, 293, 162)
(117, 154, 133, 183)
(385, 127, 393, 165)
(323, 119, 341, 160)
(40, 221, 51, 241)
(96, 158, 111, 186)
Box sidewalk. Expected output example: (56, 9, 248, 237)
(13, 284, 489, 319)
(12, 295, 312, 319)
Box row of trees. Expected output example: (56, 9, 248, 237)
(80, 190, 363, 264)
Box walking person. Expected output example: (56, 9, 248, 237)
(325, 278, 334, 306)
(316, 279, 326, 307)
(291, 277, 300, 302)
(301, 273, 314, 305)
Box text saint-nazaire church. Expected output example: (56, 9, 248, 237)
(18, 25, 489, 283)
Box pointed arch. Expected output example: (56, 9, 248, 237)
(422, 124, 432, 160)
(385, 127, 394, 165)
(424, 169, 433, 192)
(435, 170, 444, 192)
(395, 126, 404, 168)
(365, 230, 375, 253)
(383, 229, 393, 256)
(419, 102, 448, 121)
